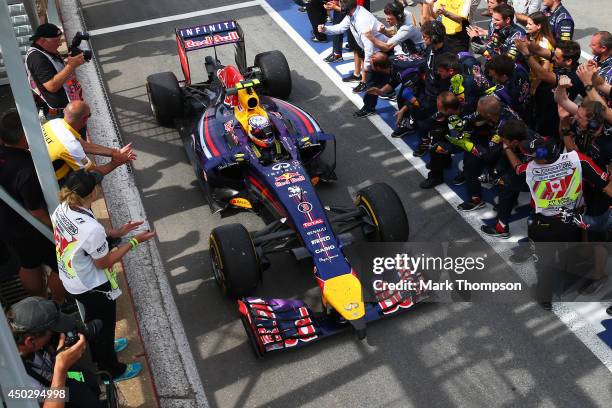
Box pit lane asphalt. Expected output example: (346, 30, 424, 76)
(80, 0, 612, 406)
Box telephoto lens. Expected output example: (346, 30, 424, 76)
(63, 319, 103, 347)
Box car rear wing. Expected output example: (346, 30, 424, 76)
(175, 20, 247, 84)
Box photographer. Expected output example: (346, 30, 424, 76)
(7, 296, 103, 407)
(25, 24, 86, 119)
(51, 170, 156, 381)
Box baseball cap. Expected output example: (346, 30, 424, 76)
(29, 23, 62, 42)
(64, 169, 103, 198)
(9, 297, 76, 333)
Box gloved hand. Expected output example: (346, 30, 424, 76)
(445, 129, 474, 153)
(447, 115, 465, 132)
(450, 74, 465, 97)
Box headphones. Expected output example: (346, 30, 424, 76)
(428, 20, 445, 44)
(588, 102, 604, 132)
(386, 1, 405, 25)
(534, 138, 561, 162)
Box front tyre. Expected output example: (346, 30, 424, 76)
(356, 183, 409, 242)
(209, 224, 261, 298)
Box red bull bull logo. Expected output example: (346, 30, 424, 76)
(275, 172, 305, 187)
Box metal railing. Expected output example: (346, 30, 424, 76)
(0, 0, 60, 241)
(0, 1, 63, 400)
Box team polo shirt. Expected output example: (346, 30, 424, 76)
(543, 4, 574, 42)
(42, 119, 93, 181)
(51, 202, 109, 294)
(595, 56, 612, 85)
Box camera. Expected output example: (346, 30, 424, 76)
(69, 32, 93, 62)
(64, 319, 103, 347)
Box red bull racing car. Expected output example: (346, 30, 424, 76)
(146, 20, 427, 357)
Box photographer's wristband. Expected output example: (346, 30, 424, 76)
(129, 238, 139, 250)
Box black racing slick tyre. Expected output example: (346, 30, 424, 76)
(209, 224, 261, 298)
(254, 50, 292, 99)
(145, 72, 183, 126)
(356, 183, 409, 242)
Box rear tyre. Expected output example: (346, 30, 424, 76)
(209, 224, 261, 298)
(356, 183, 409, 242)
(254, 51, 292, 99)
(146, 72, 184, 126)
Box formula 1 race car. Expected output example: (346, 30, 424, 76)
(146, 20, 427, 357)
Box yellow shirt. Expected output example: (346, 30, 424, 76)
(42, 119, 93, 181)
(530, 37, 554, 93)
(437, 0, 471, 35)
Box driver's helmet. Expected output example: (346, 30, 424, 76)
(247, 115, 275, 148)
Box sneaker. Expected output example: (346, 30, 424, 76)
(344, 43, 354, 52)
(311, 35, 328, 43)
(105, 362, 142, 384)
(114, 337, 128, 353)
(413, 143, 431, 157)
(342, 73, 361, 83)
(420, 177, 443, 189)
(352, 82, 367, 93)
(452, 172, 465, 186)
(481, 223, 510, 238)
(353, 107, 376, 118)
(324, 53, 343, 63)
(298, 6, 307, 12)
(380, 91, 397, 101)
(391, 126, 411, 138)
(457, 199, 485, 212)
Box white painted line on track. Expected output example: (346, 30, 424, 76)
(257, 0, 612, 372)
(88, 0, 260, 36)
